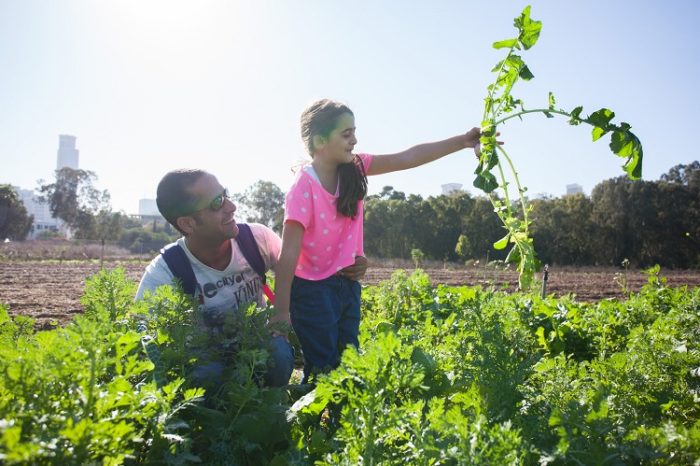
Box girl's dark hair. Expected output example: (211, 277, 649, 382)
(337, 155, 368, 218)
(300, 99, 368, 218)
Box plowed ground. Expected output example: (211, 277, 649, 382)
(2, 260, 699, 330)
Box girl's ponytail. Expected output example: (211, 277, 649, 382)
(337, 154, 368, 218)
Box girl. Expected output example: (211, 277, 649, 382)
(272, 99, 482, 382)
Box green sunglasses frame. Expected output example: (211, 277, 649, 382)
(207, 188, 230, 211)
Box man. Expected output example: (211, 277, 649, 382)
(136, 169, 367, 387)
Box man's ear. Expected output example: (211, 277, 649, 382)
(176, 216, 197, 235)
(312, 134, 326, 151)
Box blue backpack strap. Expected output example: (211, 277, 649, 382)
(160, 243, 197, 296)
(234, 223, 267, 282)
(235, 223, 275, 304)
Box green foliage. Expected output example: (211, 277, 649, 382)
(233, 180, 285, 234)
(80, 268, 137, 323)
(475, 6, 644, 289)
(134, 281, 296, 464)
(455, 233, 471, 260)
(410, 248, 424, 268)
(0, 269, 297, 465)
(0, 185, 33, 241)
(364, 190, 506, 262)
(118, 227, 178, 255)
(0, 304, 35, 343)
(1, 268, 699, 464)
(363, 164, 698, 268)
(288, 331, 526, 465)
(0, 270, 199, 465)
(288, 269, 700, 464)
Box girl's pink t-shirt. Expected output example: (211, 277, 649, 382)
(284, 153, 373, 280)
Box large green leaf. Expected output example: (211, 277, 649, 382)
(515, 5, 542, 50)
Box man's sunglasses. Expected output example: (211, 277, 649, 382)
(204, 188, 231, 212)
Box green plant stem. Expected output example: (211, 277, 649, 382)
(483, 49, 515, 122)
(364, 405, 376, 465)
(495, 156, 512, 217)
(487, 193, 510, 230)
(493, 59, 521, 117)
(497, 144, 530, 235)
(495, 108, 573, 126)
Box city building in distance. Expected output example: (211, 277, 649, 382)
(566, 183, 583, 195)
(441, 183, 463, 195)
(14, 135, 80, 238)
(57, 134, 79, 170)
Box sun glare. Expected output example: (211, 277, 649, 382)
(109, 0, 224, 46)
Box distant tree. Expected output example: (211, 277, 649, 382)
(118, 227, 178, 254)
(661, 161, 700, 190)
(365, 195, 427, 259)
(37, 168, 111, 238)
(94, 211, 128, 242)
(654, 170, 700, 267)
(410, 248, 425, 268)
(531, 193, 595, 265)
(370, 186, 406, 201)
(364, 197, 390, 256)
(232, 180, 284, 234)
(459, 196, 506, 261)
(455, 234, 471, 261)
(426, 192, 473, 261)
(0, 185, 33, 240)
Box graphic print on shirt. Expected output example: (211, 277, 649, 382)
(194, 272, 264, 327)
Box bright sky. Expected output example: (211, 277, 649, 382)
(2, 0, 698, 214)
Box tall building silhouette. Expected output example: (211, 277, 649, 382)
(566, 183, 583, 195)
(139, 199, 159, 216)
(57, 134, 79, 169)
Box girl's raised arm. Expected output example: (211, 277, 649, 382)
(366, 127, 481, 176)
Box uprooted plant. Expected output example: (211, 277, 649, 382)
(474, 5, 643, 289)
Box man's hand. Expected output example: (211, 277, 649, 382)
(336, 255, 369, 281)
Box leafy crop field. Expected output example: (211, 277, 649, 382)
(0, 266, 698, 464)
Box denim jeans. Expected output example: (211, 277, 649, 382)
(290, 275, 361, 383)
(191, 335, 294, 388)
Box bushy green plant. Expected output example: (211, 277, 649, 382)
(0, 271, 201, 465)
(0, 266, 698, 464)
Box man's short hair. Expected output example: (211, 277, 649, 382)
(156, 169, 209, 234)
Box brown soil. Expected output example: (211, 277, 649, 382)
(2, 260, 699, 330)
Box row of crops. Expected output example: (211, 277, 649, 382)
(0, 267, 698, 464)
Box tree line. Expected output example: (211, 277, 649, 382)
(362, 162, 699, 268)
(226, 163, 700, 269)
(1, 162, 698, 268)
(0, 168, 179, 253)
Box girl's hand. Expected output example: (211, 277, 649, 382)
(468, 127, 503, 160)
(463, 127, 481, 149)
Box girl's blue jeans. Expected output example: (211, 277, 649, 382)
(290, 275, 361, 383)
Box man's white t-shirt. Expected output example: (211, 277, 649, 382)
(135, 223, 281, 326)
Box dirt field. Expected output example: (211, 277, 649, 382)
(2, 259, 700, 330)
